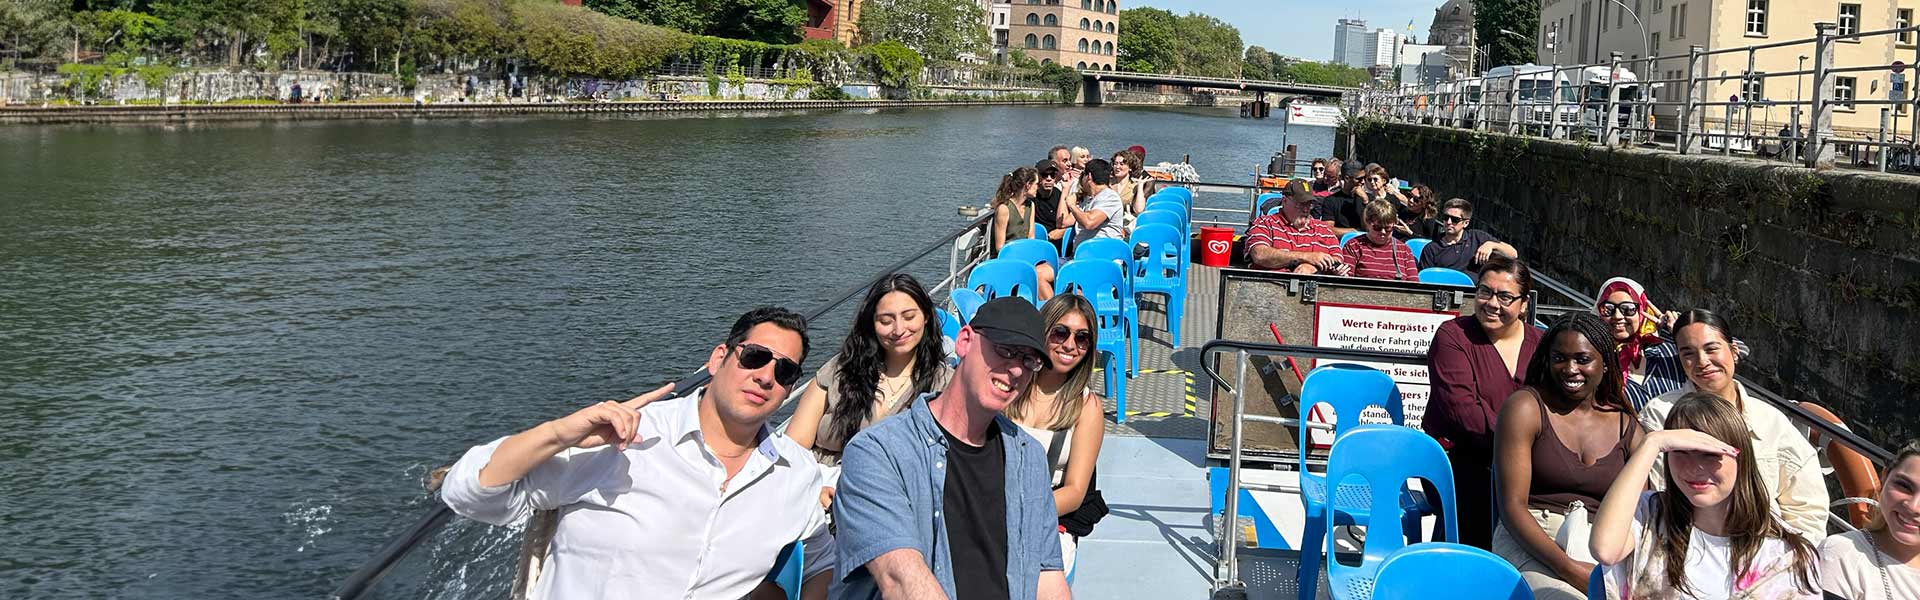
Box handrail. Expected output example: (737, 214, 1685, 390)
(328, 212, 993, 600)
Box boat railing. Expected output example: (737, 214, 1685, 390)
(327, 212, 993, 600)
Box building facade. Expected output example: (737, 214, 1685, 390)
(1401, 42, 1453, 84)
(1335, 19, 1371, 66)
(1430, 0, 1476, 76)
(1536, 0, 1914, 136)
(988, 1, 1014, 63)
(1009, 0, 1121, 70)
(1366, 28, 1403, 67)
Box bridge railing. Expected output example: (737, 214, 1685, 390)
(1360, 20, 1920, 173)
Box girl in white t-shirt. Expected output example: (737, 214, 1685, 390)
(1821, 440, 1920, 600)
(1590, 392, 1820, 600)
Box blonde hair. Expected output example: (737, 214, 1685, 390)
(1362, 199, 1397, 227)
(1008, 294, 1098, 431)
(1070, 146, 1090, 160)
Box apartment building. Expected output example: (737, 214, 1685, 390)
(1009, 0, 1121, 70)
(1335, 19, 1371, 66)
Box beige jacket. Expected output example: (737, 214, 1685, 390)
(1639, 382, 1829, 542)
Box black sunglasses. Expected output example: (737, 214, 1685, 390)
(1047, 324, 1092, 348)
(986, 338, 1045, 372)
(732, 343, 802, 387)
(1438, 214, 1469, 225)
(1598, 301, 1641, 317)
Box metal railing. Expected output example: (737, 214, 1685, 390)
(1362, 21, 1920, 172)
(328, 212, 992, 600)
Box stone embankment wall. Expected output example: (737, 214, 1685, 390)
(1346, 121, 1920, 446)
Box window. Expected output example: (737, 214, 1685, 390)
(1650, 33, 1660, 63)
(1745, 0, 1765, 36)
(1653, 0, 1662, 11)
(1078, 38, 1089, 52)
(1109, 2, 1116, 14)
(1026, 13, 1039, 25)
(1601, 2, 1609, 32)
(1044, 14, 1057, 26)
(1740, 72, 1764, 102)
(1836, 75, 1856, 109)
(1077, 61, 1087, 69)
(1094, 0, 1105, 11)
(1043, 58, 1053, 65)
(1043, 34, 1056, 49)
(1081, 0, 1091, 7)
(1839, 4, 1859, 36)
(1080, 17, 1090, 29)
(1105, 41, 1113, 54)
(1901, 9, 1913, 44)
(1617, 0, 1624, 28)
(1678, 3, 1688, 37)
(1025, 33, 1038, 48)
(1106, 22, 1114, 33)
(1093, 19, 1101, 31)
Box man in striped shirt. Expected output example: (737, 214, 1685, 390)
(1246, 180, 1349, 274)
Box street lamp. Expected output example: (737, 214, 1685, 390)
(1603, 0, 1652, 63)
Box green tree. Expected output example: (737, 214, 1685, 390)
(581, 0, 799, 43)
(1116, 6, 1174, 73)
(1474, 0, 1535, 69)
(75, 9, 168, 66)
(1, 0, 77, 64)
(1172, 12, 1239, 78)
(1274, 59, 1371, 87)
(856, 0, 986, 62)
(1241, 44, 1272, 80)
(858, 39, 921, 87)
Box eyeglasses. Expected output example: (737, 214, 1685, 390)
(986, 338, 1045, 372)
(1438, 214, 1469, 225)
(731, 343, 803, 387)
(1474, 286, 1525, 307)
(1047, 324, 1091, 348)
(1597, 301, 1641, 317)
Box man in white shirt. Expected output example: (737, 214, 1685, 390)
(442, 307, 833, 600)
(1062, 158, 1124, 253)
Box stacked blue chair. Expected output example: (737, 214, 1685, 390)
(1371, 544, 1531, 600)
(1152, 185, 1192, 204)
(936, 309, 962, 367)
(1295, 365, 1408, 600)
(967, 259, 1040, 305)
(1320, 425, 1459, 600)
(766, 540, 804, 600)
(1054, 259, 1132, 420)
(1136, 210, 1187, 240)
(1405, 238, 1431, 257)
(1416, 267, 1475, 287)
(1340, 231, 1364, 246)
(1069, 238, 1138, 376)
(1142, 202, 1190, 232)
(951, 288, 988, 323)
(1586, 565, 1606, 600)
(1128, 223, 1187, 349)
(998, 238, 1061, 274)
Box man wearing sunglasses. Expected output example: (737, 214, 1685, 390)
(441, 307, 836, 600)
(1416, 198, 1520, 272)
(1031, 161, 1067, 246)
(835, 297, 1072, 600)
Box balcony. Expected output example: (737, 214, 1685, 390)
(803, 26, 834, 40)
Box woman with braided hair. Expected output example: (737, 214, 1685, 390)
(1493, 312, 1643, 599)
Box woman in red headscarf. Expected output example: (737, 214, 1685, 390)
(1592, 277, 1686, 411)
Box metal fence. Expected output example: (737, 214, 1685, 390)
(1361, 21, 1920, 173)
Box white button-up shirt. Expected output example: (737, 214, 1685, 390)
(1640, 382, 1829, 542)
(442, 392, 834, 600)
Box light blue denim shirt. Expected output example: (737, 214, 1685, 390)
(832, 393, 1063, 600)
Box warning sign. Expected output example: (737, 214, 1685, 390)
(1309, 303, 1455, 439)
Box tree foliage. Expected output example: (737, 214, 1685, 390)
(583, 0, 802, 44)
(1474, 0, 1535, 69)
(856, 0, 986, 62)
(1, 0, 73, 65)
(858, 39, 921, 88)
(1115, 7, 1239, 78)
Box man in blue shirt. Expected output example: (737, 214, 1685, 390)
(833, 297, 1071, 600)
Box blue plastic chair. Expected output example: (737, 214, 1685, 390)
(1371, 543, 1531, 600)
(1405, 238, 1430, 257)
(1069, 238, 1138, 375)
(1417, 267, 1475, 287)
(1128, 223, 1187, 349)
(999, 237, 1061, 272)
(1153, 185, 1192, 203)
(1032, 222, 1047, 241)
(1321, 425, 1459, 600)
(967, 259, 1040, 306)
(937, 309, 962, 368)
(1295, 365, 1408, 600)
(950, 288, 987, 323)
(1340, 231, 1364, 246)
(1148, 190, 1191, 209)
(766, 540, 804, 600)
(1136, 209, 1187, 238)
(1143, 201, 1189, 227)
(1254, 191, 1286, 216)
(1055, 259, 1132, 420)
(1586, 565, 1606, 600)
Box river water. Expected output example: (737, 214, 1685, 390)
(0, 105, 1333, 598)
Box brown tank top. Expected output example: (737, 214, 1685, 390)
(1527, 394, 1636, 516)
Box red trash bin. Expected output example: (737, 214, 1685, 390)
(1198, 226, 1234, 267)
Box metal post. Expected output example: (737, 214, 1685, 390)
(1880, 107, 1891, 172)
(1911, 39, 1919, 162)
(1724, 102, 1735, 156)
(1605, 51, 1624, 146)
(1809, 22, 1838, 168)
(1789, 105, 1804, 162)
(1507, 73, 1520, 136)
(1218, 351, 1250, 587)
(1744, 49, 1758, 152)
(1681, 45, 1706, 153)
(1549, 64, 1565, 139)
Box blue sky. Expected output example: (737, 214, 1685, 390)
(1133, 0, 1443, 63)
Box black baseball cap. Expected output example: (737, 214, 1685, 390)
(1034, 160, 1061, 177)
(968, 297, 1050, 366)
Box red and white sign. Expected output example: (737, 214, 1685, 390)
(1305, 303, 1455, 447)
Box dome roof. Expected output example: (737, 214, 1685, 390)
(1434, 0, 1474, 24)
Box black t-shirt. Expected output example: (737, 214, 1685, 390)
(1418, 228, 1498, 272)
(1316, 192, 1365, 230)
(941, 419, 1009, 600)
(1395, 204, 1438, 240)
(1032, 187, 1061, 230)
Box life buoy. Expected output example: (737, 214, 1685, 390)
(1800, 401, 1882, 528)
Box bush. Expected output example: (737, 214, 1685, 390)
(859, 40, 922, 89)
(810, 84, 851, 100)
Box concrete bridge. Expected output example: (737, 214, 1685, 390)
(1077, 70, 1353, 106)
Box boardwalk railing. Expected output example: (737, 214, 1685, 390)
(1362, 21, 1920, 173)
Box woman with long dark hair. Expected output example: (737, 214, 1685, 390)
(1639, 309, 1828, 541)
(992, 167, 1040, 256)
(787, 274, 951, 481)
(1493, 313, 1641, 599)
(1591, 393, 1821, 599)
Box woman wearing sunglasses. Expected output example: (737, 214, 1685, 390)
(787, 274, 952, 489)
(1593, 277, 1685, 412)
(1007, 294, 1108, 577)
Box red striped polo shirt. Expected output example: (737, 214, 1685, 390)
(1341, 236, 1418, 281)
(1245, 214, 1340, 270)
